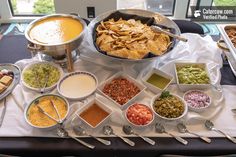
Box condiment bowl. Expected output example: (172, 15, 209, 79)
(22, 61, 64, 93)
(98, 72, 146, 110)
(124, 103, 154, 130)
(183, 90, 211, 112)
(174, 62, 211, 92)
(57, 71, 98, 100)
(151, 92, 188, 121)
(142, 68, 173, 93)
(76, 98, 113, 130)
(24, 94, 70, 130)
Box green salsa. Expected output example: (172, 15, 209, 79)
(147, 73, 171, 89)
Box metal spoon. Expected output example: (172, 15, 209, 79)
(155, 123, 188, 145)
(57, 125, 95, 149)
(35, 100, 61, 123)
(35, 101, 95, 149)
(103, 125, 135, 146)
(205, 120, 236, 144)
(151, 25, 188, 42)
(177, 123, 211, 143)
(231, 108, 236, 114)
(73, 126, 111, 145)
(122, 125, 155, 145)
(0, 98, 7, 127)
(40, 72, 49, 94)
(50, 100, 62, 122)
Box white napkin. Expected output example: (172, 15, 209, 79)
(0, 33, 227, 137)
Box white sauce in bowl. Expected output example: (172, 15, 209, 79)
(59, 73, 97, 99)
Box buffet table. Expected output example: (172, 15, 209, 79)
(1, 31, 236, 156)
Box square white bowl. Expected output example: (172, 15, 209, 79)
(174, 62, 211, 92)
(97, 72, 146, 110)
(142, 68, 173, 93)
(76, 98, 113, 130)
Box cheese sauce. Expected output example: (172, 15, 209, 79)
(29, 16, 83, 44)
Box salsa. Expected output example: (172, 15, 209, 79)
(126, 103, 153, 126)
(153, 92, 185, 118)
(102, 77, 140, 105)
(147, 73, 171, 89)
(80, 103, 109, 127)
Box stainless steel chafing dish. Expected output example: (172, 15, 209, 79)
(25, 14, 87, 71)
(218, 24, 236, 76)
(87, 9, 181, 63)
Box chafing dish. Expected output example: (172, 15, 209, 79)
(25, 14, 87, 71)
(218, 24, 236, 76)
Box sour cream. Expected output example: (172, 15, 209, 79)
(59, 72, 97, 99)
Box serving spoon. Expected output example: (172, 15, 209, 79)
(177, 123, 211, 143)
(40, 72, 49, 94)
(35, 100, 95, 148)
(155, 123, 188, 145)
(151, 25, 188, 42)
(231, 108, 236, 114)
(57, 125, 95, 149)
(122, 125, 155, 145)
(73, 125, 111, 145)
(205, 120, 236, 144)
(103, 125, 135, 146)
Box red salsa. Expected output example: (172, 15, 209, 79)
(102, 77, 140, 105)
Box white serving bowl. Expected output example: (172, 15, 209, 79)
(76, 98, 113, 130)
(183, 90, 211, 112)
(22, 61, 64, 93)
(142, 68, 173, 93)
(57, 71, 98, 100)
(151, 93, 188, 121)
(97, 72, 146, 110)
(124, 103, 154, 129)
(24, 94, 70, 130)
(174, 62, 211, 92)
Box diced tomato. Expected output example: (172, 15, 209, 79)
(126, 103, 153, 126)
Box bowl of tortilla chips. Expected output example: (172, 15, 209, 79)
(88, 9, 181, 62)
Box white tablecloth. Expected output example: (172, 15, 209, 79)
(1, 33, 233, 138)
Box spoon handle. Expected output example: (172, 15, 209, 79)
(214, 128, 236, 144)
(40, 72, 49, 94)
(189, 132, 211, 143)
(151, 26, 188, 42)
(136, 134, 155, 145)
(91, 136, 111, 145)
(37, 106, 60, 123)
(50, 100, 61, 122)
(69, 135, 95, 149)
(116, 134, 135, 146)
(167, 132, 188, 145)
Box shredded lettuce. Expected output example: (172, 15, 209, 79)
(23, 63, 60, 88)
